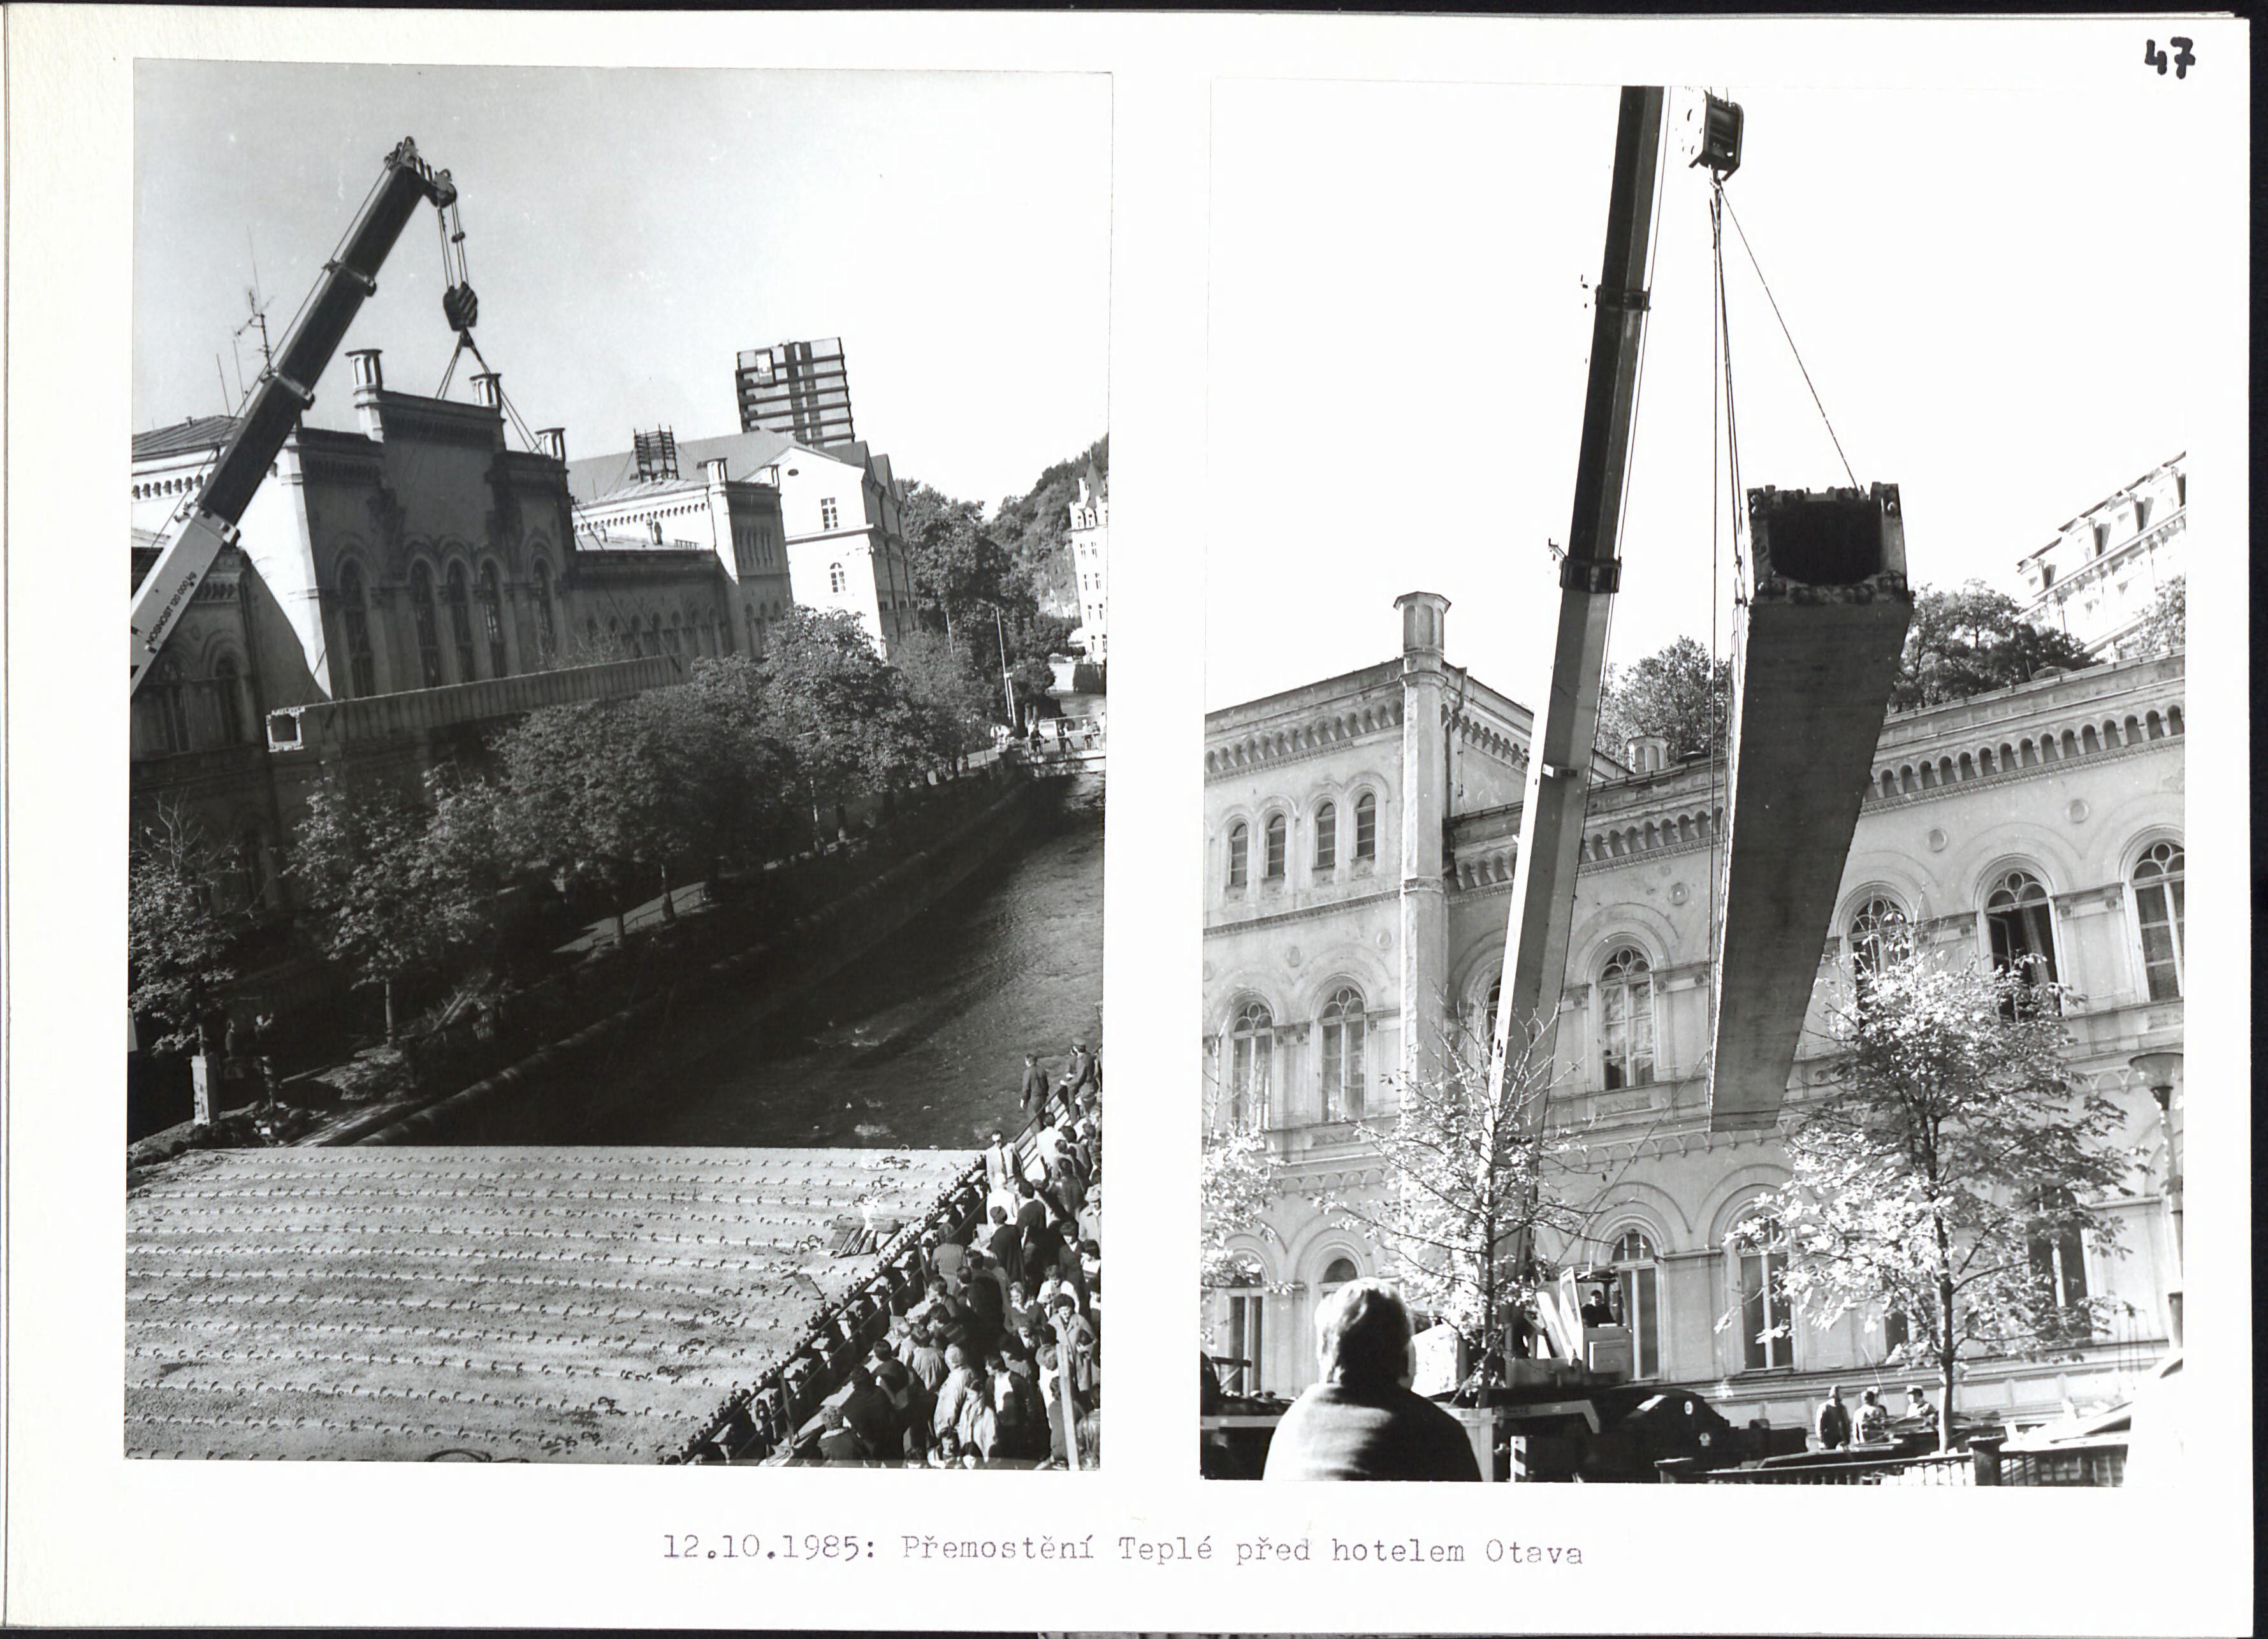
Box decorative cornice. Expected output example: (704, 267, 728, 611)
(1207, 699, 1403, 779)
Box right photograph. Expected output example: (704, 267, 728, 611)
(1198, 82, 2192, 1483)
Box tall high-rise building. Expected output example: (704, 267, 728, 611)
(734, 337, 857, 446)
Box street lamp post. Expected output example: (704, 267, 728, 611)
(989, 602, 1016, 728)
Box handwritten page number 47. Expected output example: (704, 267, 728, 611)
(2144, 38, 2196, 78)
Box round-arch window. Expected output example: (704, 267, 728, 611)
(338, 562, 377, 697)
(1731, 1210, 1793, 1371)
(1228, 1000, 1272, 1128)
(1609, 1228, 1661, 1377)
(1314, 801, 1337, 870)
(1320, 986, 1367, 1120)
(1985, 869, 2058, 987)
(1849, 895, 1908, 978)
(2132, 841, 2185, 1002)
(410, 563, 444, 688)
(1320, 1257, 1359, 1288)
(1226, 822, 1249, 889)
(1599, 947, 1655, 1089)
(1263, 813, 1288, 880)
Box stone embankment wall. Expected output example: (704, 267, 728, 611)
(348, 770, 1054, 1145)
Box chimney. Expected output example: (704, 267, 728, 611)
(704, 457, 730, 488)
(1397, 588, 1448, 659)
(535, 427, 566, 463)
(1625, 732, 1669, 775)
(347, 349, 385, 440)
(471, 371, 503, 411)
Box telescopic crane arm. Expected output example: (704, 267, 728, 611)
(129, 138, 469, 694)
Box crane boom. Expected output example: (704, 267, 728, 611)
(130, 138, 462, 694)
(1488, 86, 1667, 1081)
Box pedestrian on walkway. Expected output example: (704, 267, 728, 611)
(1815, 1385, 1852, 1450)
(1019, 1053, 1050, 1116)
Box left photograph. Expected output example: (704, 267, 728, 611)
(125, 62, 1109, 1466)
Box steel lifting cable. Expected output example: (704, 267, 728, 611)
(1721, 192, 1857, 492)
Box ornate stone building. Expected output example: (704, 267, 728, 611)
(1203, 596, 2186, 1434)
(567, 427, 916, 660)
(129, 354, 750, 905)
(2019, 453, 2185, 658)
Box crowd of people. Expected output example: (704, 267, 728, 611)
(672, 1039, 1102, 1468)
(1814, 1383, 1938, 1450)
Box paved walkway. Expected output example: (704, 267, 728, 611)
(126, 1146, 973, 1462)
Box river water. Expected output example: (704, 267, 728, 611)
(614, 780, 1103, 1150)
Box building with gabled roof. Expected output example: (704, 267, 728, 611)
(565, 426, 915, 659)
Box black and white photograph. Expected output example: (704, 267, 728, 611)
(1199, 80, 2207, 1487)
(4, 10, 2251, 1635)
(122, 61, 1109, 1466)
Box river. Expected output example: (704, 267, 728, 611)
(608, 779, 1103, 1149)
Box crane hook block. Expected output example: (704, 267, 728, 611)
(442, 283, 479, 334)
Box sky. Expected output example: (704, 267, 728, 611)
(134, 62, 1110, 507)
(1203, 80, 2208, 710)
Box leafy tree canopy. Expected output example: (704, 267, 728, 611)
(129, 804, 247, 1055)
(2134, 574, 2184, 657)
(1598, 636, 1732, 762)
(1891, 580, 2095, 711)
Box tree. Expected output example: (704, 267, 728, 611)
(746, 608, 927, 837)
(490, 685, 752, 937)
(1742, 943, 2132, 1450)
(288, 778, 460, 1041)
(1315, 1016, 1584, 1387)
(1200, 1088, 1282, 1292)
(899, 481, 1009, 653)
(1891, 581, 2095, 711)
(129, 803, 247, 1057)
(1598, 636, 1733, 762)
(2134, 574, 2184, 657)
(893, 629, 1001, 764)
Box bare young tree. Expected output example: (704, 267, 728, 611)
(1316, 1010, 1584, 1387)
(128, 802, 247, 1059)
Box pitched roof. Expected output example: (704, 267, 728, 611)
(132, 415, 238, 462)
(563, 426, 813, 505)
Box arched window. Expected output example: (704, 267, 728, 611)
(478, 562, 507, 678)
(143, 656, 189, 754)
(664, 618, 681, 656)
(338, 562, 377, 697)
(1733, 1211, 1793, 1371)
(238, 826, 267, 911)
(1353, 791, 1378, 862)
(1319, 986, 1367, 1120)
(1319, 1256, 1360, 1296)
(1610, 1228, 1661, 1378)
(211, 655, 246, 745)
(445, 563, 477, 681)
(1263, 813, 1288, 880)
(1599, 947, 1655, 1089)
(1226, 822, 1249, 890)
(2132, 841, 2185, 1001)
(409, 563, 444, 688)
(531, 560, 556, 657)
(1228, 1000, 1273, 1128)
(1849, 895, 1908, 979)
(1314, 801, 1337, 870)
(829, 562, 847, 594)
(1985, 868, 2058, 989)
